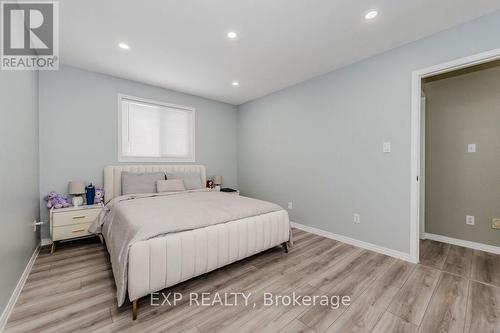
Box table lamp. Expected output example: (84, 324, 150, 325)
(214, 176, 222, 191)
(68, 181, 86, 207)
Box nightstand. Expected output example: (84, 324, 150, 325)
(49, 203, 103, 253)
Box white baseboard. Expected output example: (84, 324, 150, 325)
(40, 238, 52, 246)
(423, 232, 500, 255)
(290, 222, 415, 263)
(0, 245, 39, 331)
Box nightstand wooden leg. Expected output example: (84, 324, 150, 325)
(282, 242, 288, 253)
(50, 242, 56, 254)
(132, 299, 138, 320)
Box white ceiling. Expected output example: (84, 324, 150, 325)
(59, 0, 500, 105)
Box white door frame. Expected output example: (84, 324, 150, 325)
(419, 94, 426, 240)
(410, 47, 500, 263)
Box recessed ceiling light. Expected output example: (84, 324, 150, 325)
(118, 42, 130, 50)
(227, 31, 238, 39)
(365, 10, 378, 20)
(232, 81, 239, 86)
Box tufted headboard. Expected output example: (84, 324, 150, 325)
(103, 165, 207, 203)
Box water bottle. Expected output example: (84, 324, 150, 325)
(86, 183, 95, 206)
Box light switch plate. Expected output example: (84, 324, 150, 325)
(468, 144, 476, 153)
(383, 142, 391, 153)
(492, 218, 500, 229)
(466, 215, 475, 225)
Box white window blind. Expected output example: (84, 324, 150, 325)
(119, 95, 195, 162)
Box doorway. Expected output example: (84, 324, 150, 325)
(410, 48, 500, 263)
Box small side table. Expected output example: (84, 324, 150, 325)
(49, 203, 103, 253)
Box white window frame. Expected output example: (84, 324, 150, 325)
(117, 94, 196, 163)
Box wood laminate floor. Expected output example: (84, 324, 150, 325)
(5, 231, 500, 333)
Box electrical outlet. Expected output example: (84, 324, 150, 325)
(287, 202, 293, 209)
(353, 214, 361, 224)
(492, 218, 500, 229)
(466, 215, 475, 226)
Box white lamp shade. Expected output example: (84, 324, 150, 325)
(214, 176, 222, 185)
(68, 181, 86, 195)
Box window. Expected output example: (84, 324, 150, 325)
(118, 94, 195, 162)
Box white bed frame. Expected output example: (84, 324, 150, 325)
(103, 165, 290, 320)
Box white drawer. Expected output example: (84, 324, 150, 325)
(53, 222, 92, 241)
(52, 208, 101, 227)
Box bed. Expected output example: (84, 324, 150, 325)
(93, 165, 291, 320)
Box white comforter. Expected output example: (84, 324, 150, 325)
(89, 189, 284, 306)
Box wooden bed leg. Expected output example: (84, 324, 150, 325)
(282, 242, 288, 253)
(132, 300, 138, 320)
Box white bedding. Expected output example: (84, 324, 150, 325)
(90, 189, 286, 306)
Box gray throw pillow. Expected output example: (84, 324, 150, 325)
(166, 172, 202, 190)
(156, 179, 186, 193)
(121, 172, 165, 195)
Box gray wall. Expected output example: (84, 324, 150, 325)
(0, 71, 40, 315)
(39, 66, 238, 239)
(424, 66, 500, 247)
(237, 10, 500, 254)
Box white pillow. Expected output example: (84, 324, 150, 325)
(166, 172, 203, 190)
(156, 179, 186, 193)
